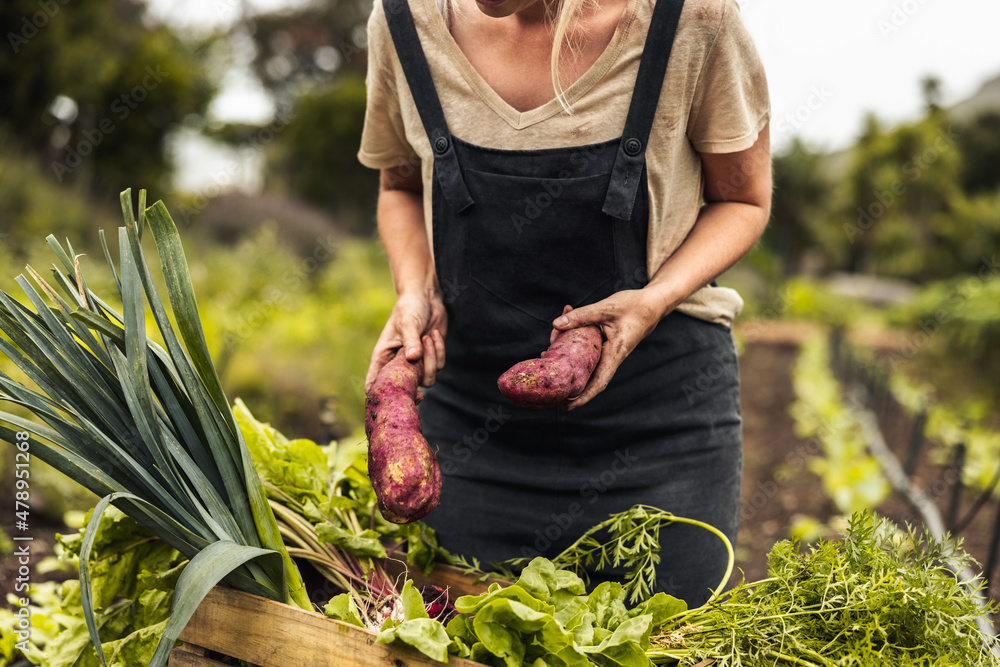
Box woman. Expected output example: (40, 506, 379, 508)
(360, 0, 771, 607)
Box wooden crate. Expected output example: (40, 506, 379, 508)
(169, 565, 501, 667)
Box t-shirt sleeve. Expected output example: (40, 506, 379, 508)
(687, 0, 770, 154)
(357, 1, 418, 170)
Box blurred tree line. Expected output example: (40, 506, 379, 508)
(0, 0, 377, 252)
(763, 77, 1000, 393)
(6, 0, 997, 278)
(0, 0, 381, 437)
(202, 0, 377, 228)
(0, 0, 215, 205)
(766, 78, 1000, 281)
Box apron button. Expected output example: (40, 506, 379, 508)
(624, 137, 642, 156)
(434, 136, 450, 154)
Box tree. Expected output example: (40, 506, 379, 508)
(267, 71, 378, 233)
(921, 74, 943, 115)
(955, 111, 1000, 195)
(764, 138, 835, 275)
(198, 1, 378, 232)
(840, 110, 975, 280)
(0, 0, 218, 199)
(241, 1, 372, 111)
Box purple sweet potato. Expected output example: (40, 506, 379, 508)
(365, 351, 441, 524)
(497, 325, 603, 409)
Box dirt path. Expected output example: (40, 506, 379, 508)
(735, 327, 998, 600)
(734, 338, 838, 583)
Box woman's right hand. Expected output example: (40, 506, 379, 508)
(365, 289, 448, 393)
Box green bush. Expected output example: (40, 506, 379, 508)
(0, 148, 119, 262)
(889, 271, 1000, 389)
(185, 227, 395, 438)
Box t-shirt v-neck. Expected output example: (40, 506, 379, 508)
(424, 0, 639, 130)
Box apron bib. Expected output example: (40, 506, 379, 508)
(383, 0, 742, 607)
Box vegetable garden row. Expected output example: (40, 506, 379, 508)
(1, 191, 998, 666)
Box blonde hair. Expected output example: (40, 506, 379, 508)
(443, 0, 596, 113)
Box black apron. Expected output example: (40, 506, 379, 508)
(384, 0, 742, 607)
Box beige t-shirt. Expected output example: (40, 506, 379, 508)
(357, 0, 770, 326)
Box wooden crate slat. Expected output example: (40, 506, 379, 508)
(168, 646, 230, 667)
(178, 587, 483, 667)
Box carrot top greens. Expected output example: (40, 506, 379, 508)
(649, 513, 1000, 666)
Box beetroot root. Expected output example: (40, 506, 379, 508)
(497, 325, 603, 409)
(365, 351, 441, 524)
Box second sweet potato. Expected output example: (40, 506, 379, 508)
(497, 325, 603, 409)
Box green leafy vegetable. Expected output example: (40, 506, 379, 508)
(379, 618, 452, 664)
(789, 335, 890, 513)
(234, 397, 331, 505)
(324, 594, 365, 628)
(374, 581, 454, 663)
(234, 399, 443, 577)
(649, 513, 1000, 666)
(315, 523, 387, 559)
(400, 579, 431, 620)
(0, 189, 309, 667)
(0, 508, 186, 667)
(379, 557, 687, 667)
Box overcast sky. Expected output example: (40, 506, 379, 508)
(152, 0, 1000, 188)
(740, 0, 1000, 151)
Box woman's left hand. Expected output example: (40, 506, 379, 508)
(550, 288, 670, 410)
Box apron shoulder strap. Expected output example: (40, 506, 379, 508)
(383, 0, 474, 211)
(602, 0, 686, 221)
